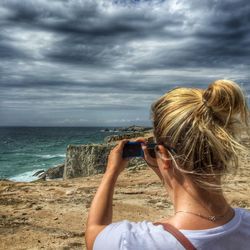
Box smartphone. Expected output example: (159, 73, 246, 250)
(122, 142, 143, 158)
(122, 142, 157, 158)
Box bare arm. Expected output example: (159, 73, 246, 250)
(85, 140, 129, 250)
(85, 172, 118, 250)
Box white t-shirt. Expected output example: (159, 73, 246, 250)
(93, 207, 250, 250)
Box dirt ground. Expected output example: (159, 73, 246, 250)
(0, 156, 250, 250)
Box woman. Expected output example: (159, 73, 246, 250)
(85, 80, 250, 250)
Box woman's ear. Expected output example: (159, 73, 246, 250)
(156, 145, 172, 169)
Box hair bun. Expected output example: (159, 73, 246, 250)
(202, 79, 248, 124)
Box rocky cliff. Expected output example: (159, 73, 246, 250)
(34, 128, 153, 180)
(34, 142, 148, 180)
(64, 144, 113, 179)
(63, 128, 153, 179)
(63, 143, 147, 179)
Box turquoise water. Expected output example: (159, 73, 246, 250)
(0, 127, 118, 182)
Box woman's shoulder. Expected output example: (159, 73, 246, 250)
(93, 220, 172, 250)
(93, 220, 174, 240)
(93, 219, 185, 250)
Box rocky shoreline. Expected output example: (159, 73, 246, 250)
(32, 126, 153, 181)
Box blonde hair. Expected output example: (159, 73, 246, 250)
(151, 79, 249, 190)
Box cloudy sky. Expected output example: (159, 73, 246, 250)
(0, 0, 249, 127)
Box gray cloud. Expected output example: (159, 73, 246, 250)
(0, 0, 249, 126)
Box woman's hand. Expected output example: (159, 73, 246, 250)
(105, 139, 129, 176)
(135, 137, 164, 181)
(135, 137, 158, 167)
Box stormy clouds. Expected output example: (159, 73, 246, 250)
(0, 0, 249, 126)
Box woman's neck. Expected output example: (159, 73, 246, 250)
(164, 178, 234, 230)
(173, 183, 229, 215)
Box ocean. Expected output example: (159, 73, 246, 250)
(0, 127, 118, 182)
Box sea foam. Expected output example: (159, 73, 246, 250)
(9, 169, 44, 182)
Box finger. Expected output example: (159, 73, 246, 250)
(114, 139, 127, 148)
(141, 146, 158, 168)
(134, 137, 147, 144)
(142, 144, 154, 161)
(116, 139, 129, 151)
(141, 144, 158, 162)
(141, 143, 150, 159)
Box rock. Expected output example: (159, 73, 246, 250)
(63, 143, 148, 179)
(38, 164, 65, 180)
(156, 202, 165, 209)
(147, 199, 158, 204)
(64, 144, 113, 179)
(33, 170, 45, 177)
(65, 189, 76, 195)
